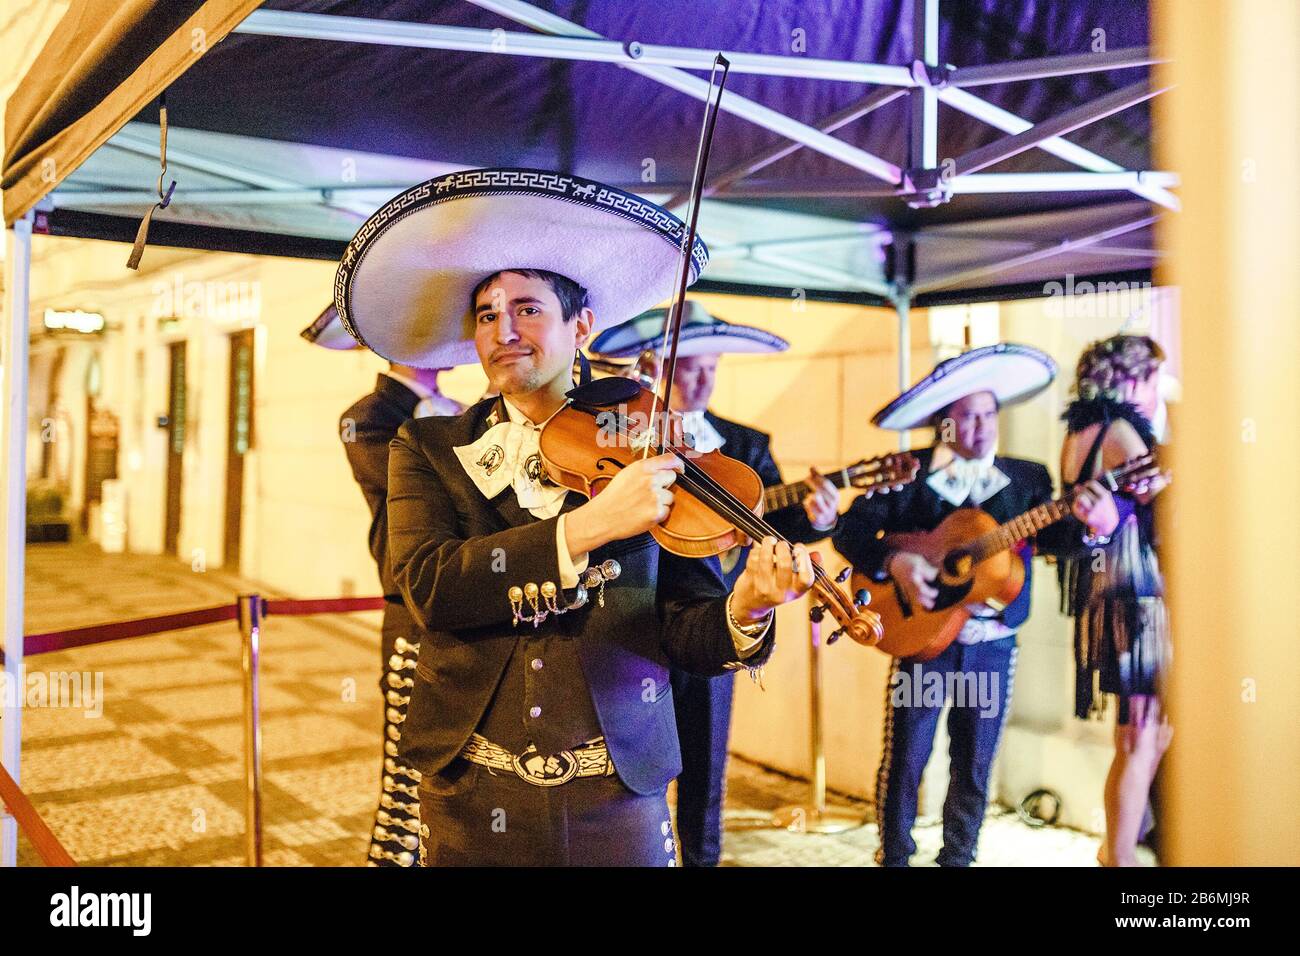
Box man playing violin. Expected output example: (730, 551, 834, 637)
(334, 169, 815, 866)
(591, 303, 840, 867)
(833, 344, 1114, 867)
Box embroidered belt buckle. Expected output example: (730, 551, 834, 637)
(460, 733, 614, 787)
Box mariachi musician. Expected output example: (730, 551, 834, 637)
(589, 303, 839, 867)
(333, 168, 817, 866)
(833, 344, 1110, 867)
(302, 303, 464, 867)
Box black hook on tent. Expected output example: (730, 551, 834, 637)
(126, 92, 176, 270)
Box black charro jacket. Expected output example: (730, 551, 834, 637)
(706, 412, 830, 590)
(339, 374, 421, 602)
(386, 397, 777, 795)
(832, 445, 1078, 632)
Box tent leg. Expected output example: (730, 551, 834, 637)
(1, 213, 32, 868)
(895, 293, 912, 452)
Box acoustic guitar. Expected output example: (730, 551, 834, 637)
(717, 452, 920, 606)
(849, 453, 1159, 660)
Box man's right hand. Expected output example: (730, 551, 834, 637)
(565, 453, 683, 557)
(887, 551, 939, 610)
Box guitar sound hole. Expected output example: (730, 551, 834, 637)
(941, 549, 973, 582)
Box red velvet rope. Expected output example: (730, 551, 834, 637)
(2, 596, 386, 663)
(0, 762, 77, 866)
(263, 596, 386, 616)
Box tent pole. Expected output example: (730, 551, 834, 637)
(1, 213, 33, 868)
(895, 291, 912, 453)
(910, 0, 939, 172)
(937, 86, 1181, 210)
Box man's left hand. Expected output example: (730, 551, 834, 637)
(731, 537, 816, 623)
(802, 468, 839, 531)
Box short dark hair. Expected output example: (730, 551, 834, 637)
(471, 269, 590, 322)
(930, 394, 1001, 430)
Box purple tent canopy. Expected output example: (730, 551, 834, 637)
(11, 0, 1170, 306)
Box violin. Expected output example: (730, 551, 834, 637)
(538, 376, 884, 646)
(537, 53, 883, 647)
(540, 375, 762, 558)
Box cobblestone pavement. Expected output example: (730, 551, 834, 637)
(10, 542, 1136, 867)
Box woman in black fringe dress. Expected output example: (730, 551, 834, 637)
(1058, 334, 1173, 866)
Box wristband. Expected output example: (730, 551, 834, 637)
(726, 592, 772, 636)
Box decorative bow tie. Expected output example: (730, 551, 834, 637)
(453, 420, 568, 518)
(926, 448, 1009, 506)
(679, 410, 726, 454)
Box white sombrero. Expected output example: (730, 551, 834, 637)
(299, 303, 361, 351)
(587, 301, 789, 359)
(872, 343, 1058, 431)
(334, 168, 709, 367)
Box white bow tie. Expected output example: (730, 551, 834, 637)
(926, 448, 1009, 506)
(453, 419, 569, 519)
(679, 410, 726, 454)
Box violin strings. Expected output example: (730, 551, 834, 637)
(600, 417, 848, 612)
(678, 461, 861, 621)
(675, 460, 846, 608)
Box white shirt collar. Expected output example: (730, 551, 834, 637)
(452, 400, 568, 518)
(679, 409, 727, 454)
(926, 443, 1009, 506)
(929, 443, 996, 474)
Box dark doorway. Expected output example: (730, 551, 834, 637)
(164, 341, 186, 556)
(224, 329, 255, 570)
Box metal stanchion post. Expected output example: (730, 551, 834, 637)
(771, 618, 866, 834)
(237, 594, 264, 867)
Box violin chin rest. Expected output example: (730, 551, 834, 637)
(567, 376, 642, 408)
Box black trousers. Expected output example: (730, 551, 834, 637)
(875, 636, 1018, 867)
(417, 758, 676, 867)
(670, 668, 734, 867)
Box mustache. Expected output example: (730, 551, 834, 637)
(489, 345, 535, 362)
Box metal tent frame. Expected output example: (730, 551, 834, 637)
(1, 0, 1175, 866)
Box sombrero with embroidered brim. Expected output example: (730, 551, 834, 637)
(587, 301, 789, 359)
(872, 343, 1058, 431)
(300, 303, 362, 351)
(333, 168, 709, 368)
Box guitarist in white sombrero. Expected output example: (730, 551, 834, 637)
(833, 344, 1116, 867)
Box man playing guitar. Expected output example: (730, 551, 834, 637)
(833, 344, 1114, 867)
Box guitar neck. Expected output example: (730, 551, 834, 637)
(968, 499, 1073, 562)
(763, 466, 855, 512)
(965, 457, 1142, 561)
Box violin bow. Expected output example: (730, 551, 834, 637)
(645, 53, 731, 457)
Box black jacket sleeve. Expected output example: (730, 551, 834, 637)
(832, 481, 915, 581)
(1027, 462, 1088, 558)
(656, 551, 776, 676)
(387, 426, 566, 633)
(340, 400, 394, 579)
